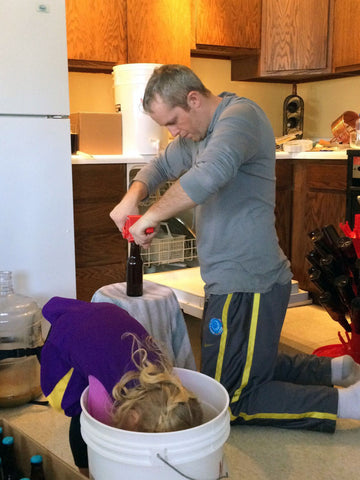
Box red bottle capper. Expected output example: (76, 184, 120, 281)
(122, 215, 154, 242)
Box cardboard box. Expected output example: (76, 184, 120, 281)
(0, 418, 85, 479)
(70, 112, 122, 155)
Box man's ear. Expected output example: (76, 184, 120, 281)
(187, 91, 201, 109)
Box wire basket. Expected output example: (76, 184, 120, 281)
(141, 223, 186, 266)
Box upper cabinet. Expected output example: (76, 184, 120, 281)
(232, 0, 333, 82)
(332, 0, 360, 73)
(127, 0, 191, 66)
(66, 0, 127, 70)
(66, 0, 360, 82)
(193, 0, 261, 56)
(232, 0, 360, 82)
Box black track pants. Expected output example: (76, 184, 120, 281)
(201, 281, 338, 433)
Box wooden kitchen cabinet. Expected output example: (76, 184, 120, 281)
(72, 164, 127, 301)
(193, 0, 261, 56)
(65, 0, 127, 70)
(275, 159, 293, 261)
(290, 159, 347, 294)
(332, 0, 360, 73)
(127, 0, 192, 66)
(232, 0, 334, 82)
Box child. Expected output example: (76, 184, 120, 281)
(40, 297, 202, 477)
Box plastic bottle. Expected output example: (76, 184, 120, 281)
(126, 243, 143, 297)
(2, 436, 23, 479)
(30, 455, 45, 480)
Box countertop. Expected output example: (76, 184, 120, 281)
(276, 149, 348, 160)
(144, 267, 311, 319)
(71, 154, 154, 164)
(71, 150, 351, 164)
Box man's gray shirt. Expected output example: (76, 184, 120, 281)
(135, 92, 292, 295)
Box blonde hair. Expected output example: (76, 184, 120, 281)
(111, 335, 203, 432)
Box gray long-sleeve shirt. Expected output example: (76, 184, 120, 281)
(135, 92, 292, 295)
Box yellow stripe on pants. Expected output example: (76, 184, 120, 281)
(214, 293, 232, 382)
(231, 293, 260, 404)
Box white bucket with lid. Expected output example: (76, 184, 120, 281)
(80, 367, 230, 480)
(113, 63, 169, 156)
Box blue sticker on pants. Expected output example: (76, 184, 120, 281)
(209, 317, 223, 335)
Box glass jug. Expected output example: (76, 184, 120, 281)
(0, 271, 43, 407)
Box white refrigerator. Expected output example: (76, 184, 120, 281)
(0, 0, 76, 306)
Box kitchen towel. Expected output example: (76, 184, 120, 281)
(91, 281, 196, 370)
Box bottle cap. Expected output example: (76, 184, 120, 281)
(31, 454, 43, 464)
(2, 436, 14, 445)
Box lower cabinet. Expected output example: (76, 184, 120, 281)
(290, 159, 347, 294)
(275, 159, 293, 261)
(72, 164, 127, 301)
(72, 159, 347, 301)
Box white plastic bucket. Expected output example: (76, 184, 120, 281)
(80, 367, 230, 480)
(113, 63, 169, 156)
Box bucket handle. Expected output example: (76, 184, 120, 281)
(156, 453, 229, 480)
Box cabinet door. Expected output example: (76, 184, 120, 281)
(332, 0, 360, 72)
(127, 0, 191, 66)
(291, 161, 347, 293)
(261, 0, 331, 75)
(195, 0, 261, 50)
(275, 160, 293, 260)
(72, 164, 128, 301)
(66, 0, 127, 64)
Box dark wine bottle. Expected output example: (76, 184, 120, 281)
(2, 436, 23, 480)
(0, 457, 4, 480)
(319, 291, 352, 332)
(306, 249, 323, 269)
(308, 229, 333, 257)
(309, 268, 335, 294)
(30, 455, 45, 480)
(322, 224, 341, 254)
(319, 254, 345, 279)
(350, 296, 360, 334)
(334, 275, 356, 309)
(337, 237, 357, 262)
(126, 242, 143, 297)
(337, 237, 357, 277)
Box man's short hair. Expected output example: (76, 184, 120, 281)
(143, 64, 211, 113)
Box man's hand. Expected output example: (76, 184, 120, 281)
(129, 213, 159, 248)
(109, 181, 148, 236)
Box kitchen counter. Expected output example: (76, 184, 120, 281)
(276, 149, 348, 160)
(144, 267, 311, 319)
(71, 150, 351, 164)
(71, 153, 154, 164)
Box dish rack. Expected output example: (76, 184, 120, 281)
(140, 223, 197, 267)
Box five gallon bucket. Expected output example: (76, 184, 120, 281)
(80, 367, 230, 480)
(113, 63, 169, 156)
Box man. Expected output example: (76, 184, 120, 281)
(110, 64, 360, 432)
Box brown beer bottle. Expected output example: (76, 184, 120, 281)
(30, 455, 45, 480)
(126, 242, 143, 297)
(319, 291, 352, 332)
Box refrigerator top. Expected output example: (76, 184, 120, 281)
(0, 0, 70, 116)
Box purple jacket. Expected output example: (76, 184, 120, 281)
(40, 297, 155, 416)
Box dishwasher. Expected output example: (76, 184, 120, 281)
(127, 164, 198, 274)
